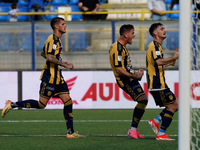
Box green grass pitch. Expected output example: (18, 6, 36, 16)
(0, 109, 178, 150)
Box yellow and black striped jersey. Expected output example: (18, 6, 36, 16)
(40, 34, 65, 85)
(146, 41, 168, 89)
(109, 41, 134, 86)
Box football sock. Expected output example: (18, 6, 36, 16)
(157, 129, 165, 136)
(131, 100, 148, 128)
(63, 99, 74, 134)
(159, 110, 174, 134)
(154, 108, 166, 124)
(11, 99, 46, 109)
(130, 127, 137, 130)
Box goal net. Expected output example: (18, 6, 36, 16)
(191, 0, 200, 149)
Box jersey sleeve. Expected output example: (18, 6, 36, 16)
(114, 49, 123, 67)
(152, 49, 162, 61)
(46, 39, 59, 56)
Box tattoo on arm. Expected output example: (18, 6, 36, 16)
(47, 55, 63, 66)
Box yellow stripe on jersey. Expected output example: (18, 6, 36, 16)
(56, 69, 60, 85)
(146, 41, 168, 89)
(49, 63, 55, 84)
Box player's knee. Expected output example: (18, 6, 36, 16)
(138, 99, 148, 105)
(137, 99, 148, 109)
(38, 101, 46, 109)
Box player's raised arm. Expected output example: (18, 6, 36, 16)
(156, 49, 179, 66)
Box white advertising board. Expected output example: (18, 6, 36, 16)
(22, 71, 179, 109)
(0, 72, 18, 108)
(1, 70, 200, 109)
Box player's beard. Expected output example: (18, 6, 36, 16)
(59, 29, 66, 34)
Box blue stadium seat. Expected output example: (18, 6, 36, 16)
(192, 4, 195, 18)
(68, 0, 79, 5)
(99, 0, 104, 5)
(170, 4, 195, 19)
(44, 1, 51, 6)
(0, 33, 10, 51)
(68, 32, 87, 51)
(166, 31, 179, 50)
(145, 36, 154, 50)
(0, 2, 11, 6)
(47, 6, 59, 21)
(165, 0, 172, 4)
(20, 33, 32, 51)
(17, 7, 28, 21)
(170, 4, 179, 20)
(70, 5, 82, 20)
(17, 0, 29, 6)
(0, 6, 10, 21)
(36, 33, 49, 51)
(166, 4, 170, 19)
(52, 0, 68, 5)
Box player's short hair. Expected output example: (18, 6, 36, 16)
(11, 2, 17, 9)
(149, 23, 163, 37)
(119, 24, 134, 36)
(50, 17, 65, 30)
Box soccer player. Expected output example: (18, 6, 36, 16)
(1, 17, 85, 138)
(146, 23, 179, 140)
(109, 24, 148, 139)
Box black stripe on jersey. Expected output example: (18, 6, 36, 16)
(117, 42, 122, 55)
(154, 41, 162, 61)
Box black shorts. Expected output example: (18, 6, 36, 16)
(150, 88, 176, 107)
(117, 79, 145, 101)
(39, 81, 69, 99)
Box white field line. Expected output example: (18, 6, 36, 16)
(0, 119, 178, 137)
(0, 134, 178, 137)
(0, 120, 178, 123)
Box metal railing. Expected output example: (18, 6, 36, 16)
(0, 10, 196, 21)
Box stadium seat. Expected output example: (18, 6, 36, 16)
(166, 31, 179, 50)
(192, 4, 195, 18)
(170, 4, 179, 20)
(166, 4, 170, 19)
(17, 7, 28, 21)
(170, 4, 195, 19)
(44, 1, 51, 6)
(17, 0, 29, 6)
(51, 0, 68, 5)
(68, 0, 79, 5)
(0, 2, 11, 6)
(165, 0, 172, 4)
(70, 5, 82, 21)
(145, 36, 154, 50)
(99, 0, 104, 5)
(20, 33, 32, 51)
(68, 32, 87, 51)
(36, 33, 50, 51)
(0, 6, 10, 21)
(47, 6, 59, 21)
(0, 33, 10, 51)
